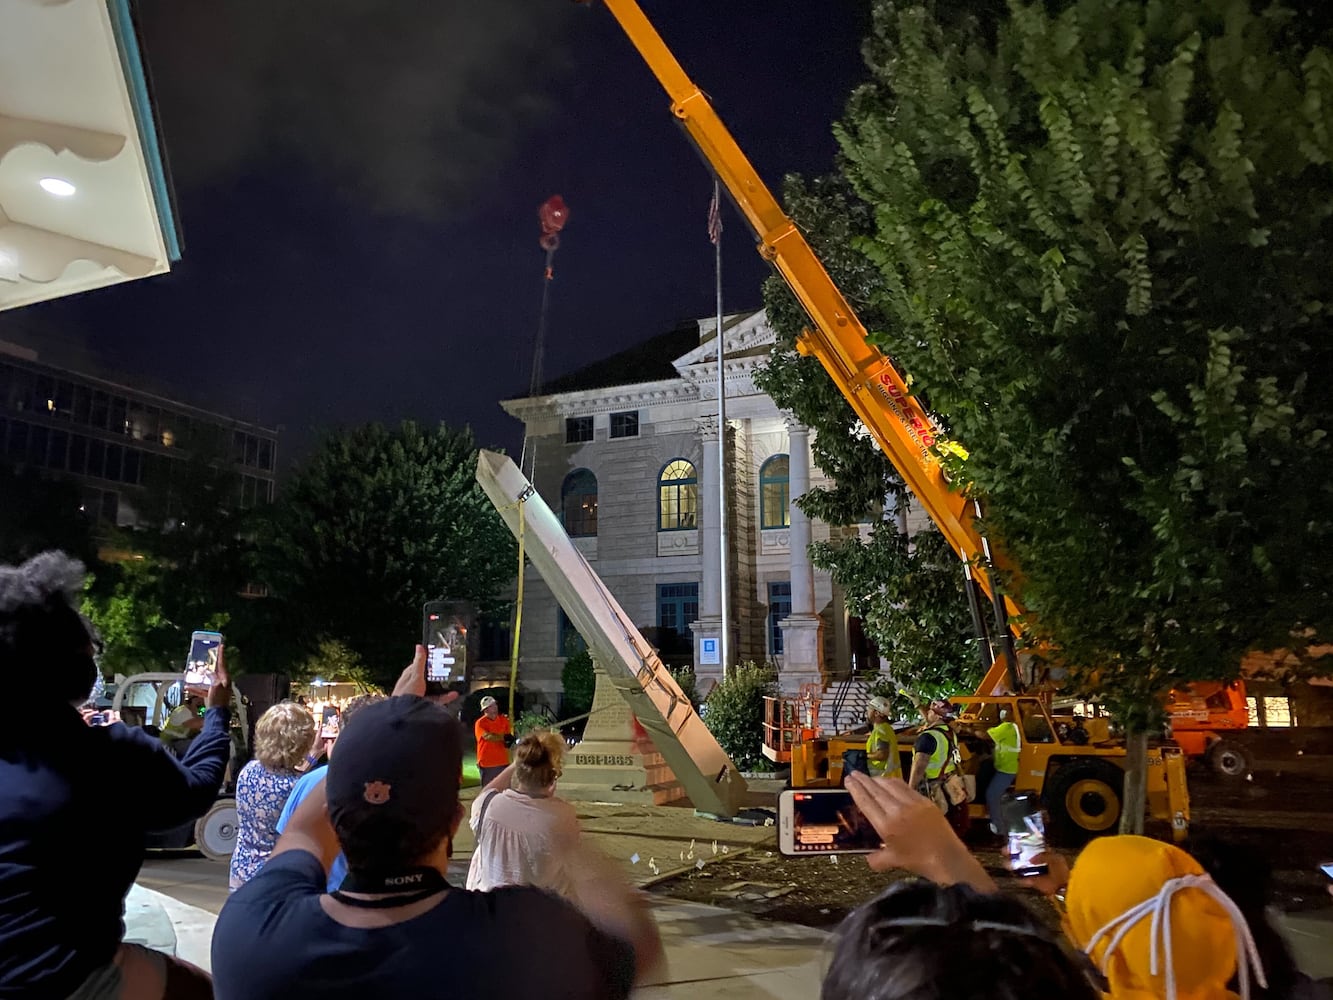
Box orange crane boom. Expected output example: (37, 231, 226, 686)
(581, 0, 1020, 693)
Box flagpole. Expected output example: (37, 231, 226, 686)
(711, 178, 731, 678)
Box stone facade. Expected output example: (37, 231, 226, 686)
(494, 310, 857, 708)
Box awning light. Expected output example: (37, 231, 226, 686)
(39, 177, 77, 197)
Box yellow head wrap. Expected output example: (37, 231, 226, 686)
(1064, 836, 1265, 1000)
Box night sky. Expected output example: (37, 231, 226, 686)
(2, 1, 871, 467)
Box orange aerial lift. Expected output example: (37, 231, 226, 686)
(577, 0, 1190, 841)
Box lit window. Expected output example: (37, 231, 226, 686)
(561, 469, 598, 537)
(1263, 697, 1293, 728)
(760, 455, 791, 529)
(658, 459, 698, 531)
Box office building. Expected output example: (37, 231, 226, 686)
(0, 339, 277, 528)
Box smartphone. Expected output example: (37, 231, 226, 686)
(1001, 791, 1050, 878)
(87, 712, 106, 726)
(320, 705, 339, 739)
(422, 601, 466, 685)
(778, 789, 882, 856)
(184, 631, 223, 687)
(1320, 861, 1333, 881)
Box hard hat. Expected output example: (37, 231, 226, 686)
(479, 696, 498, 711)
(866, 696, 893, 717)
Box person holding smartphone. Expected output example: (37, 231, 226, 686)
(0, 551, 232, 1000)
(210, 647, 661, 1000)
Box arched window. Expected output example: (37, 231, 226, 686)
(561, 469, 598, 537)
(657, 459, 698, 531)
(760, 454, 790, 529)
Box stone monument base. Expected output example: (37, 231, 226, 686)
(559, 662, 685, 806)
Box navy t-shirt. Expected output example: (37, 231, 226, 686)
(0, 705, 231, 1000)
(211, 851, 637, 1000)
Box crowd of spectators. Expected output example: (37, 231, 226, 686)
(1, 549, 1328, 1000)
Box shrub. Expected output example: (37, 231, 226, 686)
(702, 662, 775, 771)
(560, 648, 595, 719)
(669, 667, 701, 711)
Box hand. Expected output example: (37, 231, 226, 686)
(206, 647, 233, 709)
(391, 645, 428, 698)
(1022, 851, 1070, 898)
(845, 771, 996, 892)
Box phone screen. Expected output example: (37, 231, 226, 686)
(184, 631, 223, 687)
(422, 603, 465, 685)
(1320, 861, 1333, 881)
(320, 706, 339, 739)
(779, 790, 881, 856)
(1001, 792, 1050, 877)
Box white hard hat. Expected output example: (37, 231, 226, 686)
(479, 696, 497, 710)
(867, 696, 892, 717)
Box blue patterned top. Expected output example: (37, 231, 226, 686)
(229, 760, 301, 891)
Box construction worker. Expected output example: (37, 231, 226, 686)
(908, 699, 968, 835)
(984, 708, 1021, 834)
(864, 696, 901, 779)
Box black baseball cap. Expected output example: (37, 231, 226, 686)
(326, 696, 463, 848)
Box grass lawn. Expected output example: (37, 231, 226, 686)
(461, 750, 481, 789)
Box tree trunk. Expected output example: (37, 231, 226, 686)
(1119, 727, 1148, 835)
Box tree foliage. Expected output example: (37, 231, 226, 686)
(756, 179, 979, 702)
(256, 421, 516, 689)
(832, 0, 1333, 741)
(0, 466, 97, 567)
(702, 662, 776, 772)
(560, 647, 596, 718)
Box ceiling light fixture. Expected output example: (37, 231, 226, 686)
(39, 177, 76, 197)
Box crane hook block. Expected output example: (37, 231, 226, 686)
(538, 195, 570, 251)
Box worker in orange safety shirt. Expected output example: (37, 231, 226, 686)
(474, 696, 513, 786)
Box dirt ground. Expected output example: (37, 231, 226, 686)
(648, 758, 1333, 928)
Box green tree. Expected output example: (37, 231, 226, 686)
(702, 662, 776, 771)
(560, 647, 596, 718)
(257, 421, 517, 689)
(755, 176, 979, 705)
(292, 638, 372, 687)
(83, 428, 261, 676)
(830, 0, 1333, 828)
(0, 466, 97, 567)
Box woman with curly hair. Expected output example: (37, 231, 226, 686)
(0, 551, 232, 999)
(229, 702, 317, 890)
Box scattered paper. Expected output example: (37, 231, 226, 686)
(764, 818, 774, 827)
(830, 855, 840, 865)
(630, 853, 640, 865)
(712, 840, 718, 855)
(722, 846, 730, 854)
(695, 859, 705, 870)
(649, 858, 659, 875)
(679, 851, 685, 861)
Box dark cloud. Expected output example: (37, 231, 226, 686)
(136, 1, 571, 218)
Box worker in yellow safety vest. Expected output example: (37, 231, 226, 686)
(984, 708, 1021, 834)
(864, 696, 900, 779)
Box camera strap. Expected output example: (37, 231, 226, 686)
(331, 867, 449, 909)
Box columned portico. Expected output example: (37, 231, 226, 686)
(779, 420, 823, 692)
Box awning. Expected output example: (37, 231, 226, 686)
(0, 0, 180, 312)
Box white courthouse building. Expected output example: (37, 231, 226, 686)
(495, 309, 882, 707)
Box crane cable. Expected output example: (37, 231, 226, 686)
(509, 196, 570, 721)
